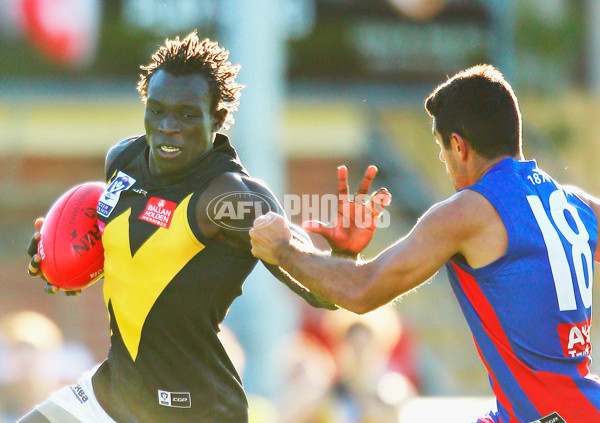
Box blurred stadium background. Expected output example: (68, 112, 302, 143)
(1, 0, 600, 422)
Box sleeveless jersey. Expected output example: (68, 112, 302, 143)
(446, 158, 600, 422)
(92, 134, 258, 422)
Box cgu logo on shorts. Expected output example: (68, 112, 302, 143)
(157, 390, 191, 408)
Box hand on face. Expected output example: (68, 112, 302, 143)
(302, 165, 391, 256)
(249, 212, 292, 265)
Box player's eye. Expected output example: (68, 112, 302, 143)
(147, 106, 162, 115)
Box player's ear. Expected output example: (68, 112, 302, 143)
(450, 133, 469, 161)
(212, 108, 228, 132)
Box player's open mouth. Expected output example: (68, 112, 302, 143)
(158, 145, 182, 158)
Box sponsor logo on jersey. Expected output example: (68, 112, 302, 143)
(139, 197, 177, 228)
(531, 411, 565, 423)
(70, 384, 89, 403)
(157, 390, 191, 408)
(557, 317, 592, 358)
(97, 171, 136, 218)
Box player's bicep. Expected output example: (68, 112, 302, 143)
(206, 176, 270, 226)
(240, 177, 286, 216)
(358, 199, 468, 310)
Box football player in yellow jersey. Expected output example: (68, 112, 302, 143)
(24, 31, 390, 423)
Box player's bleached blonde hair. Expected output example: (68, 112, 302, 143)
(137, 31, 243, 129)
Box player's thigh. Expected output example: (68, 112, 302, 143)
(17, 401, 82, 423)
(16, 409, 52, 423)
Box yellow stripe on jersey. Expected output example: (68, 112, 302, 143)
(102, 194, 204, 361)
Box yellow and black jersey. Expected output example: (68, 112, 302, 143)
(93, 134, 257, 423)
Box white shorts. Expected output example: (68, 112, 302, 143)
(36, 366, 116, 423)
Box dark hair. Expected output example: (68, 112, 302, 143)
(424, 64, 522, 159)
(137, 31, 243, 129)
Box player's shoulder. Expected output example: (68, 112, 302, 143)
(104, 135, 143, 175)
(197, 172, 277, 232)
(208, 172, 275, 198)
(430, 189, 500, 234)
(201, 172, 281, 217)
(206, 171, 249, 194)
(437, 189, 494, 214)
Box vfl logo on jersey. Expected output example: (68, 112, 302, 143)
(557, 317, 592, 358)
(531, 411, 565, 423)
(97, 171, 136, 219)
(157, 390, 191, 408)
(139, 197, 176, 228)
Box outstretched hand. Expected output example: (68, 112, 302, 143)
(302, 165, 391, 256)
(27, 217, 80, 296)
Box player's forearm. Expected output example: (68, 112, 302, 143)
(277, 243, 372, 313)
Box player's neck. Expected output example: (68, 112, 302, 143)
(479, 154, 524, 179)
(463, 154, 515, 188)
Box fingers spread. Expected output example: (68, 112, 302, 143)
(337, 165, 349, 199)
(356, 165, 378, 196)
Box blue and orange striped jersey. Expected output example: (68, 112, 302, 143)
(446, 158, 600, 422)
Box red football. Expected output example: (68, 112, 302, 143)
(38, 182, 106, 290)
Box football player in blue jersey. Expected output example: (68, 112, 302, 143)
(250, 64, 600, 423)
